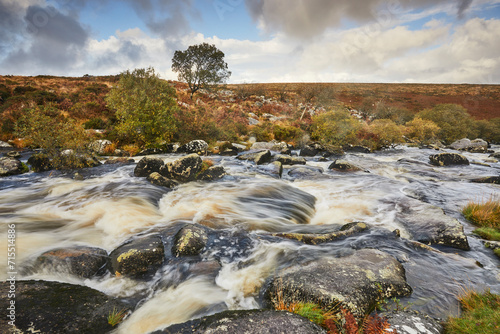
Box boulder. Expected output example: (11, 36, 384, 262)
(0, 157, 26, 176)
(147, 172, 178, 189)
(299, 145, 319, 157)
(28, 154, 53, 172)
(134, 157, 165, 177)
(88, 139, 113, 155)
(177, 140, 208, 155)
(154, 309, 326, 334)
(382, 311, 443, 334)
(0, 140, 12, 148)
(263, 249, 412, 320)
(251, 141, 290, 154)
(258, 161, 283, 179)
(0, 280, 130, 334)
(104, 157, 135, 165)
(160, 154, 203, 182)
(197, 166, 226, 181)
(109, 234, 164, 277)
(5, 151, 21, 159)
(274, 154, 306, 165)
(172, 225, 209, 257)
(395, 198, 470, 250)
(34, 246, 108, 278)
(237, 150, 272, 165)
(429, 153, 469, 166)
(449, 138, 488, 153)
(328, 160, 362, 172)
(471, 176, 500, 184)
(137, 148, 164, 156)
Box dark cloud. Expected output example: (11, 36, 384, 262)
(245, 0, 477, 38)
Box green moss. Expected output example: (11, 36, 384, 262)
(473, 227, 500, 241)
(445, 290, 500, 334)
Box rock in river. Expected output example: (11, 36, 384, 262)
(0, 157, 26, 177)
(429, 153, 469, 166)
(237, 150, 272, 165)
(172, 224, 209, 257)
(134, 156, 164, 177)
(177, 140, 208, 155)
(147, 172, 178, 189)
(263, 249, 412, 320)
(160, 153, 203, 182)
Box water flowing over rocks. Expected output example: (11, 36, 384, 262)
(449, 138, 489, 153)
(0, 280, 130, 334)
(0, 156, 26, 176)
(258, 160, 283, 178)
(34, 246, 108, 278)
(272, 222, 369, 245)
(154, 309, 326, 334)
(263, 249, 412, 320)
(328, 159, 362, 172)
(287, 165, 324, 179)
(471, 176, 500, 184)
(382, 311, 443, 334)
(429, 153, 469, 166)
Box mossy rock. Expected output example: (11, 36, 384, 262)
(159, 154, 203, 182)
(147, 172, 178, 189)
(172, 225, 209, 257)
(429, 153, 469, 166)
(197, 166, 226, 181)
(274, 154, 306, 166)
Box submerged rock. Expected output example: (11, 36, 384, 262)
(272, 222, 369, 245)
(0, 280, 130, 334)
(0, 157, 26, 176)
(154, 309, 326, 334)
(287, 165, 324, 178)
(34, 246, 108, 278)
(263, 249, 412, 320)
(109, 234, 164, 278)
(134, 157, 164, 177)
(160, 153, 203, 182)
(172, 224, 209, 257)
(429, 153, 469, 166)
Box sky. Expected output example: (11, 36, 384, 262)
(1, 0, 500, 84)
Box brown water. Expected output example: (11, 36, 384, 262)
(1, 146, 499, 333)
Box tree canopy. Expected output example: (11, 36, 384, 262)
(172, 43, 231, 98)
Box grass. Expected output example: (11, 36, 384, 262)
(107, 307, 128, 327)
(473, 227, 500, 241)
(445, 289, 500, 334)
(462, 197, 500, 228)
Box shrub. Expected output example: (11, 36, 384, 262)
(367, 119, 404, 149)
(273, 124, 303, 143)
(84, 117, 107, 130)
(105, 67, 178, 148)
(404, 117, 441, 144)
(370, 101, 414, 125)
(311, 109, 363, 147)
(417, 104, 478, 144)
(250, 122, 274, 142)
(475, 118, 500, 144)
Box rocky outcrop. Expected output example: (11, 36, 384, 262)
(160, 153, 203, 182)
(172, 225, 209, 257)
(0, 280, 130, 334)
(134, 157, 164, 177)
(0, 157, 27, 177)
(34, 246, 108, 278)
(429, 153, 469, 166)
(109, 234, 164, 278)
(263, 249, 412, 320)
(396, 198, 470, 250)
(382, 311, 443, 334)
(147, 172, 178, 189)
(237, 150, 272, 165)
(272, 222, 369, 245)
(328, 160, 362, 172)
(154, 309, 326, 334)
(274, 154, 306, 165)
(449, 138, 488, 153)
(177, 140, 208, 155)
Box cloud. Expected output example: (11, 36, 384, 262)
(244, 0, 481, 38)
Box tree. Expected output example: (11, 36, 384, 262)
(172, 43, 231, 99)
(105, 67, 178, 148)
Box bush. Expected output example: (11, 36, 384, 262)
(371, 102, 414, 125)
(105, 67, 178, 148)
(273, 124, 303, 143)
(404, 117, 441, 144)
(84, 117, 107, 130)
(417, 104, 478, 144)
(475, 118, 500, 144)
(311, 109, 363, 147)
(367, 119, 404, 149)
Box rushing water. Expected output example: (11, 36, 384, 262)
(1, 146, 500, 333)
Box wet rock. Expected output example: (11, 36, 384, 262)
(172, 225, 209, 257)
(344, 145, 371, 153)
(0, 280, 130, 334)
(137, 148, 164, 156)
(429, 153, 469, 166)
(197, 166, 226, 181)
(154, 309, 326, 334)
(105, 157, 135, 165)
(382, 310, 443, 334)
(237, 150, 272, 165)
(34, 246, 108, 278)
(88, 139, 113, 155)
(27, 153, 53, 172)
(471, 176, 500, 184)
(299, 144, 319, 157)
(274, 154, 306, 165)
(328, 159, 362, 172)
(109, 234, 164, 277)
(490, 152, 500, 159)
(396, 198, 470, 250)
(147, 172, 178, 189)
(259, 161, 283, 179)
(0, 140, 12, 148)
(287, 165, 324, 178)
(251, 141, 290, 154)
(263, 249, 412, 320)
(272, 222, 369, 245)
(322, 145, 345, 157)
(449, 138, 488, 153)
(113, 149, 129, 157)
(5, 151, 21, 159)
(0, 157, 26, 176)
(134, 156, 165, 177)
(178, 140, 208, 155)
(162, 143, 180, 154)
(160, 154, 203, 182)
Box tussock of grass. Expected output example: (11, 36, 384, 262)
(462, 197, 500, 228)
(108, 307, 127, 327)
(473, 227, 500, 241)
(446, 290, 500, 334)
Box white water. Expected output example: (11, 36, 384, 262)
(1, 146, 500, 333)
